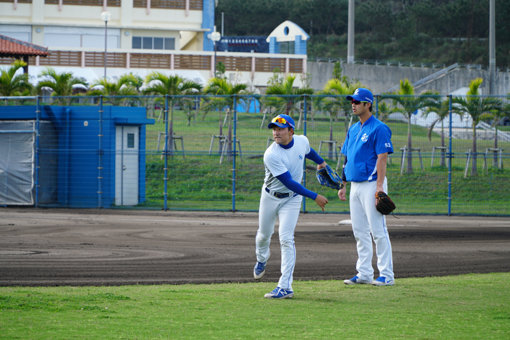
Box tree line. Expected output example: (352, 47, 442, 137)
(1, 60, 509, 175)
(216, 0, 510, 67)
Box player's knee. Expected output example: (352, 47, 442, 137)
(256, 232, 272, 242)
(370, 227, 388, 241)
(373, 233, 388, 243)
(279, 238, 294, 248)
(353, 230, 370, 241)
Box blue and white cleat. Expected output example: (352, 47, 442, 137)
(264, 287, 294, 299)
(372, 276, 394, 286)
(253, 261, 266, 279)
(343, 275, 372, 285)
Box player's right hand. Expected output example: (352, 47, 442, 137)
(316, 161, 327, 170)
(338, 187, 347, 201)
(315, 194, 328, 212)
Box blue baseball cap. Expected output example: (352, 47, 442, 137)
(346, 88, 373, 103)
(268, 114, 295, 129)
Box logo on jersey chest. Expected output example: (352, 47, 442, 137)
(299, 154, 303, 160)
(361, 133, 369, 142)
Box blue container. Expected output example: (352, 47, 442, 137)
(0, 105, 154, 208)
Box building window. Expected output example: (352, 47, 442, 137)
(132, 37, 141, 49)
(164, 38, 175, 50)
(127, 133, 135, 148)
(279, 42, 293, 54)
(132, 36, 175, 50)
(154, 37, 163, 50)
(142, 37, 152, 49)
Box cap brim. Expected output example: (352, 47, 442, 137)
(268, 122, 294, 129)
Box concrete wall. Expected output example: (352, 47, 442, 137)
(308, 61, 510, 96)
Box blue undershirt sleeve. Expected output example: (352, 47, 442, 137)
(276, 171, 318, 200)
(305, 147, 324, 165)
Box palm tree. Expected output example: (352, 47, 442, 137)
(125, 72, 144, 93)
(376, 98, 396, 122)
(323, 78, 360, 133)
(264, 75, 314, 129)
(453, 78, 501, 176)
(180, 95, 201, 127)
(317, 78, 359, 158)
(35, 68, 87, 105)
(383, 79, 435, 174)
(203, 77, 248, 157)
(0, 60, 33, 97)
(143, 72, 202, 154)
(480, 96, 507, 162)
(258, 70, 282, 127)
(421, 95, 452, 167)
(88, 74, 140, 105)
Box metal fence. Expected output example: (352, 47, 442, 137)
(1, 94, 509, 215)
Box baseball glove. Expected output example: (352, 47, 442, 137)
(316, 165, 343, 190)
(375, 191, 396, 215)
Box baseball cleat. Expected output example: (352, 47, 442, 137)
(264, 287, 294, 299)
(253, 261, 266, 279)
(343, 275, 372, 285)
(372, 277, 394, 286)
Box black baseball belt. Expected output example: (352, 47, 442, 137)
(264, 187, 292, 199)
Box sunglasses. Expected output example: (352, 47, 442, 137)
(271, 116, 294, 128)
(351, 100, 365, 105)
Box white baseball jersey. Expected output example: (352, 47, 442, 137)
(263, 135, 310, 193)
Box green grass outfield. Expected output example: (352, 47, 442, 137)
(1, 273, 509, 339)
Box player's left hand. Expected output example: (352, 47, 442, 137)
(375, 191, 396, 215)
(316, 164, 342, 190)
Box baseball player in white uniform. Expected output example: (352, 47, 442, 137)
(254, 114, 329, 299)
(338, 88, 395, 286)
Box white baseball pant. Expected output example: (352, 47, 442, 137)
(256, 187, 302, 291)
(349, 179, 394, 282)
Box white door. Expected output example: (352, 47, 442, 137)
(0, 121, 35, 205)
(115, 126, 139, 205)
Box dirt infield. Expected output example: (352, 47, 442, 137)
(1, 208, 509, 286)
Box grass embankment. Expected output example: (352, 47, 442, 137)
(143, 155, 510, 214)
(141, 111, 510, 215)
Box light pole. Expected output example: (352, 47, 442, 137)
(101, 11, 111, 80)
(347, 0, 354, 63)
(489, 0, 496, 95)
(210, 29, 221, 77)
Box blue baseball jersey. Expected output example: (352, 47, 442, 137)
(341, 115, 393, 182)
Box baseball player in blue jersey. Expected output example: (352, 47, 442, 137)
(254, 114, 329, 299)
(338, 88, 395, 286)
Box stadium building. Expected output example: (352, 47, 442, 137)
(0, 0, 309, 89)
